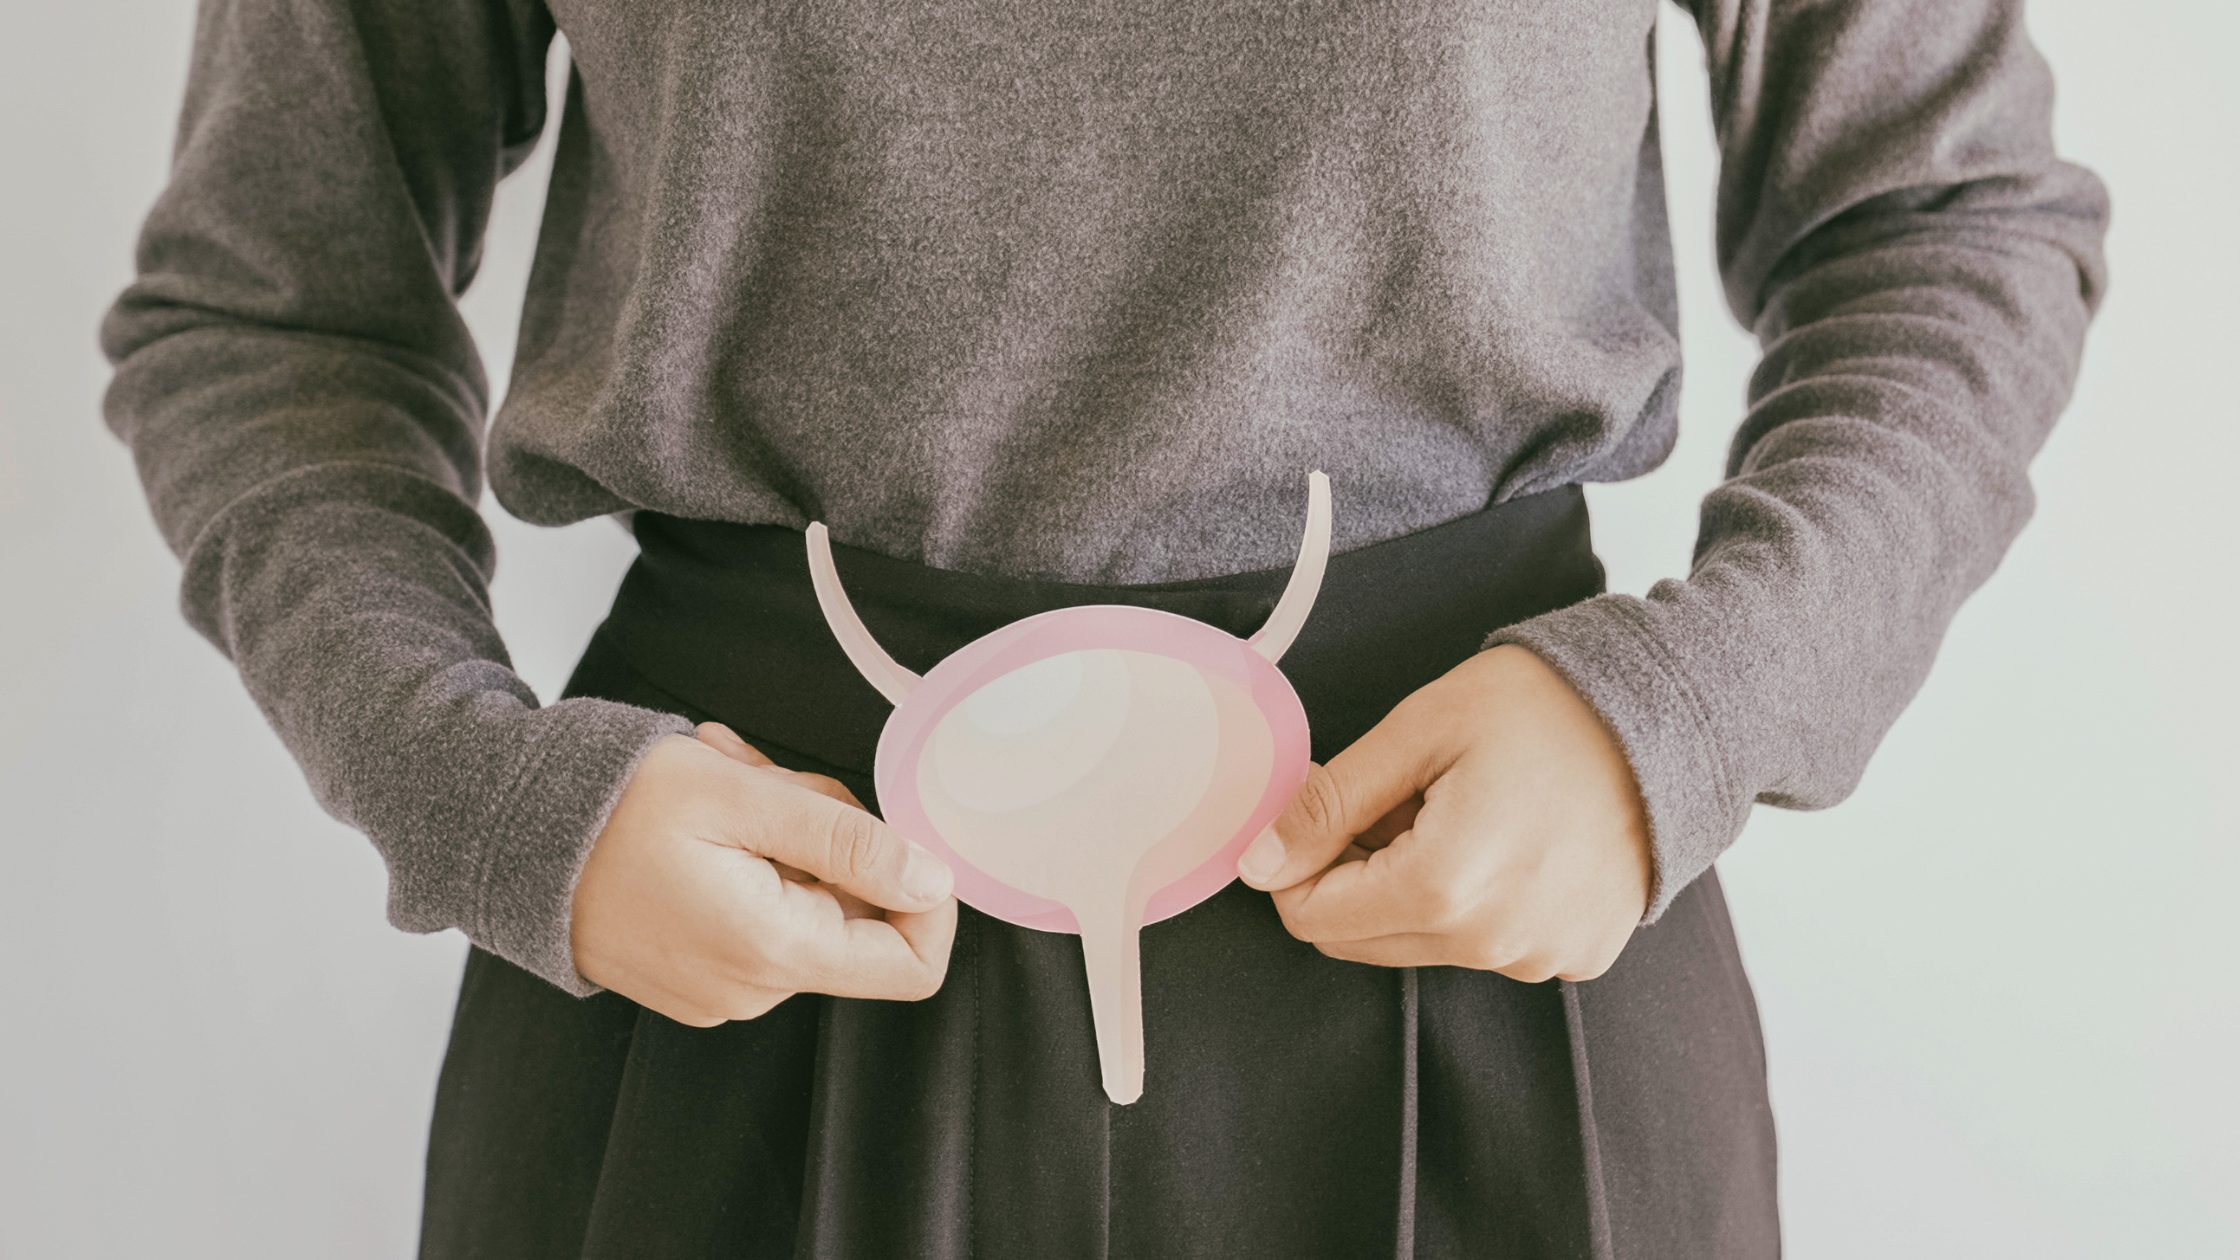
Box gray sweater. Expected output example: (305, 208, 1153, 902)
(103, 0, 2106, 996)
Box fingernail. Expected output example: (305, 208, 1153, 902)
(902, 852, 953, 904)
(1237, 826, 1284, 886)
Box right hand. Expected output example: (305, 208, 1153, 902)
(570, 722, 957, 1026)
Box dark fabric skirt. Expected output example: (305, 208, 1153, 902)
(419, 486, 1778, 1260)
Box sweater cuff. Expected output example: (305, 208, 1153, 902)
(384, 698, 694, 997)
(1486, 593, 1749, 922)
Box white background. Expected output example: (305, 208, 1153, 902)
(2, 2, 2233, 1255)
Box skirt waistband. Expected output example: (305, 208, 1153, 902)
(596, 484, 1602, 773)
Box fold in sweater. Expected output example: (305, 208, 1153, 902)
(103, 0, 2106, 994)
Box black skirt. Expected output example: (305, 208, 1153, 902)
(419, 486, 1778, 1260)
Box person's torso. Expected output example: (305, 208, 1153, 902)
(492, 0, 1680, 583)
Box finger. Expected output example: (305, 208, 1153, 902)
(1311, 931, 1532, 975)
(784, 770, 870, 813)
(768, 779, 880, 907)
(697, 982, 801, 1024)
(1278, 834, 1630, 979)
(1354, 795, 1421, 852)
(878, 898, 958, 973)
(745, 787, 955, 913)
(696, 721, 775, 767)
(770, 858, 886, 915)
(1311, 932, 1456, 969)
(1314, 925, 1624, 984)
(621, 970, 797, 1027)
(1271, 734, 1539, 939)
(720, 985, 802, 1021)
(1268, 839, 1456, 941)
(762, 879, 955, 1000)
(831, 885, 884, 920)
(696, 726, 875, 816)
(771, 860, 884, 918)
(1238, 720, 1443, 892)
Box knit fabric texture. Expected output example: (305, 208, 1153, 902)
(102, 0, 2107, 993)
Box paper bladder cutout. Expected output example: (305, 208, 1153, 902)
(804, 471, 1330, 1105)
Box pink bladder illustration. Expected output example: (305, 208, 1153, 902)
(805, 472, 1330, 1104)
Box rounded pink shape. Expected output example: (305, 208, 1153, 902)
(876, 606, 1311, 934)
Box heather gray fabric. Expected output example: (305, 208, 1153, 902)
(102, 0, 2107, 994)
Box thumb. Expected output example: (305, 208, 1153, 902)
(748, 785, 956, 913)
(1237, 728, 1433, 892)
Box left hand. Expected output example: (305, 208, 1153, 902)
(1235, 644, 1653, 983)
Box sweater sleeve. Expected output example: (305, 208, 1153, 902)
(1486, 0, 2109, 918)
(101, 0, 692, 994)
